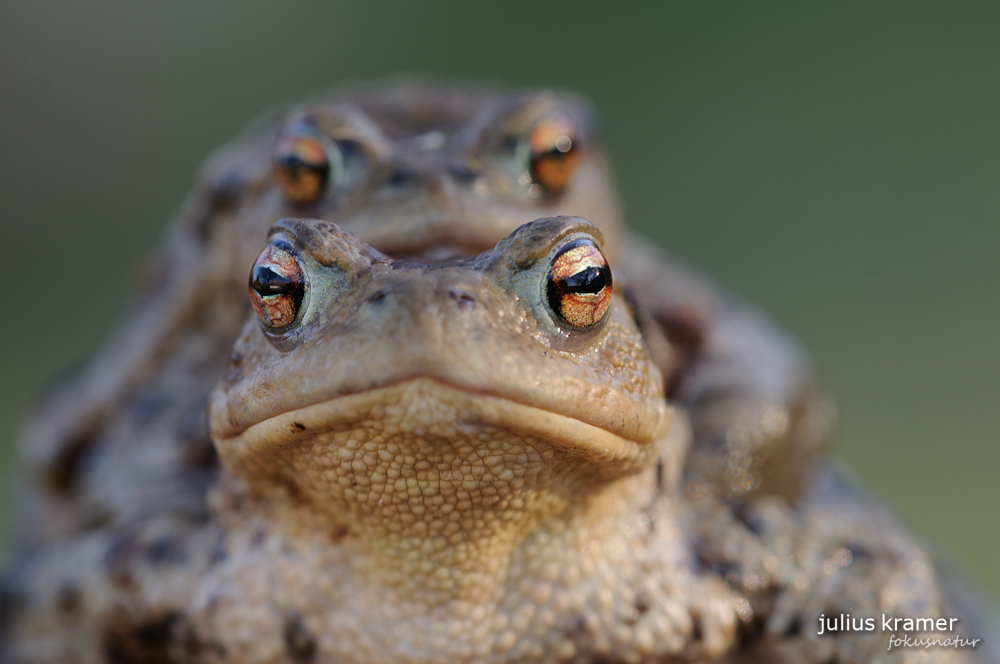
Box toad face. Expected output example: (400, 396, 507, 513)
(211, 216, 665, 448)
(209, 215, 670, 588)
(261, 86, 623, 260)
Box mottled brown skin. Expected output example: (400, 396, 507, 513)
(2, 84, 992, 663)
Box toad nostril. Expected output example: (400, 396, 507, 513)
(368, 290, 387, 304)
(448, 290, 476, 309)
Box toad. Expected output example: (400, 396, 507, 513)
(1, 84, 992, 663)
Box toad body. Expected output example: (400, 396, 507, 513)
(2, 84, 993, 664)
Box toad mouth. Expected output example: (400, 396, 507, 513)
(214, 377, 670, 466)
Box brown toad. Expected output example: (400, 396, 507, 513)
(2, 83, 993, 663)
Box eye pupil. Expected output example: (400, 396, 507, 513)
(563, 265, 608, 294)
(273, 123, 332, 205)
(278, 154, 328, 179)
(546, 239, 613, 330)
(248, 245, 306, 330)
(251, 265, 296, 296)
(527, 116, 581, 193)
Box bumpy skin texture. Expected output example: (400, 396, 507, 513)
(2, 84, 991, 663)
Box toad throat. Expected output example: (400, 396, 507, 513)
(212, 378, 673, 606)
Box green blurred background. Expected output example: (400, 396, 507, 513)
(0, 2, 997, 597)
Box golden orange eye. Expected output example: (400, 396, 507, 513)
(528, 115, 580, 193)
(249, 244, 306, 329)
(273, 123, 331, 205)
(546, 239, 612, 329)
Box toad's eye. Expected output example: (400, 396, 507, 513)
(528, 115, 580, 193)
(249, 244, 306, 329)
(273, 123, 337, 205)
(546, 239, 612, 329)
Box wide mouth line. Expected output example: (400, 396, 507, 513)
(240, 375, 612, 435)
(216, 377, 667, 463)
